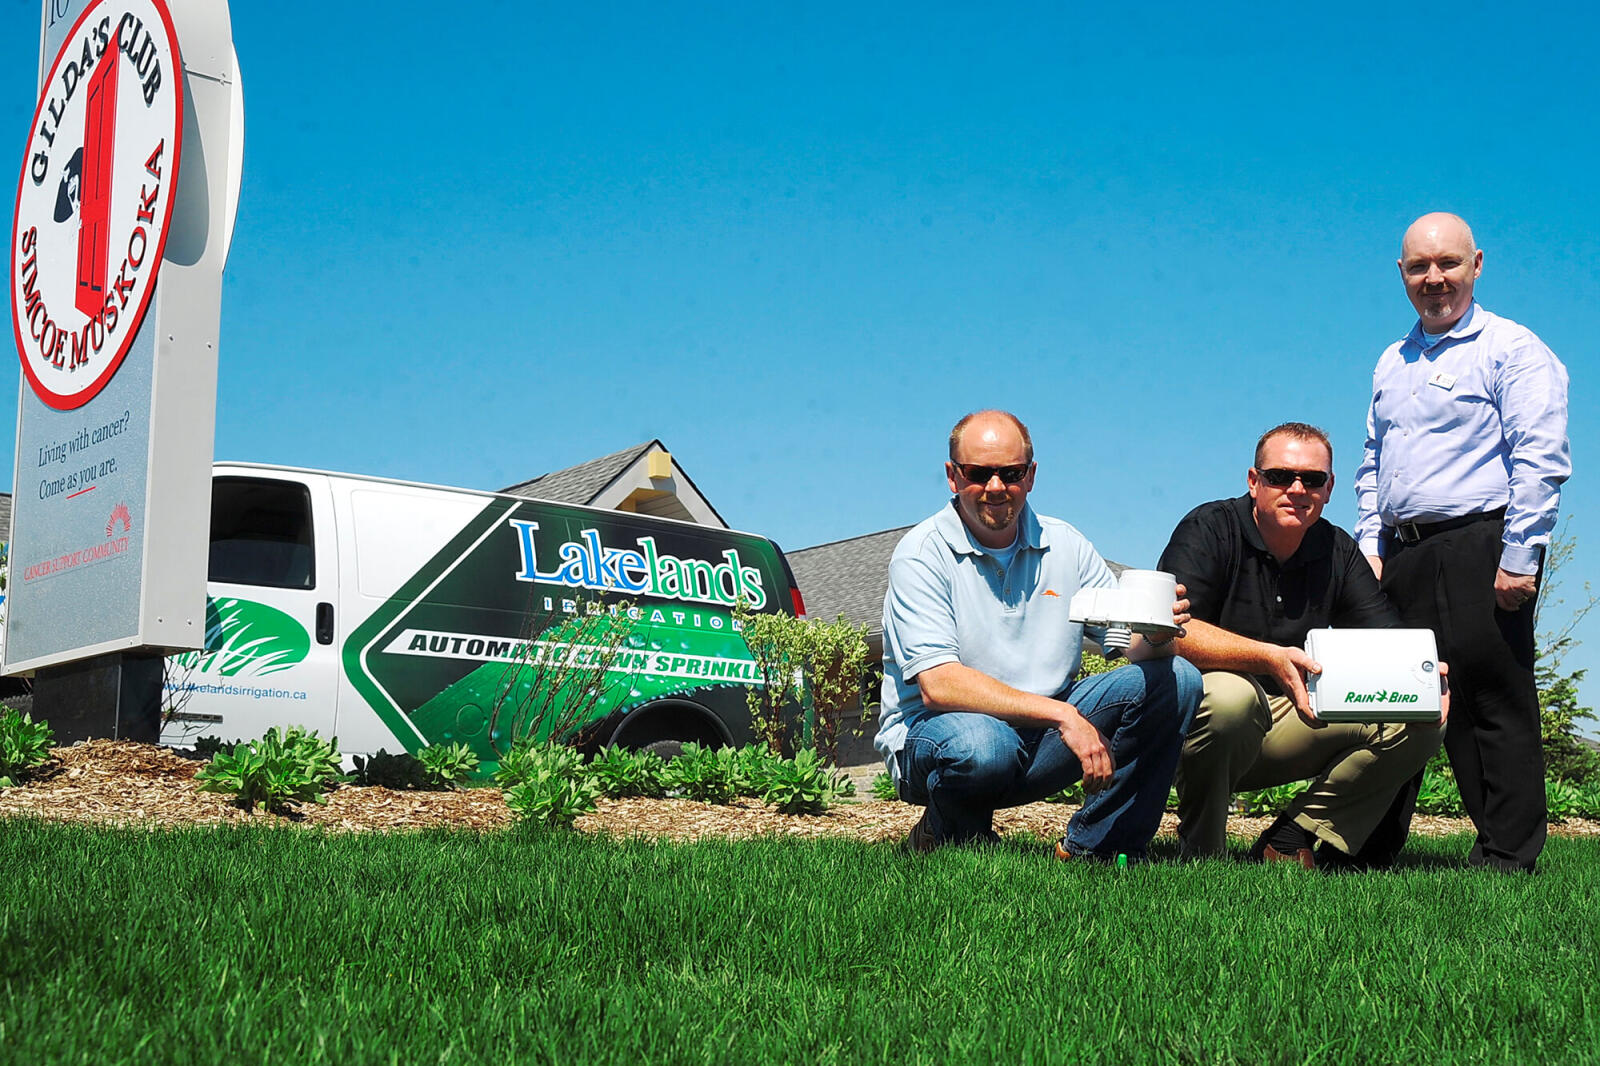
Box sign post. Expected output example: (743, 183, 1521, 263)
(6, 0, 238, 743)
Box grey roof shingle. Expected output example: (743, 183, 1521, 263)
(500, 441, 658, 504)
(787, 526, 914, 635)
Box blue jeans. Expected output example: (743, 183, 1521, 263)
(898, 658, 1201, 858)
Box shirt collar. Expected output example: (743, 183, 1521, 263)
(1231, 492, 1333, 565)
(1407, 300, 1485, 349)
(934, 498, 1047, 556)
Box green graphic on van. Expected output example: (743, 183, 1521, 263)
(170, 597, 311, 677)
(404, 607, 763, 760)
(343, 497, 790, 760)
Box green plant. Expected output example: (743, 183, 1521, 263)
(795, 616, 871, 765)
(733, 603, 870, 762)
(1043, 780, 1085, 804)
(729, 743, 781, 797)
(1043, 779, 1162, 807)
(1546, 778, 1583, 823)
(1236, 780, 1308, 816)
(1416, 767, 1465, 817)
(666, 742, 740, 804)
(417, 742, 480, 790)
(493, 739, 585, 789)
(192, 735, 240, 760)
(195, 726, 348, 812)
(351, 749, 431, 790)
(0, 706, 53, 787)
(871, 771, 899, 802)
(1079, 652, 1117, 677)
(501, 744, 598, 829)
(762, 748, 851, 814)
(733, 603, 809, 755)
(586, 746, 668, 799)
(1577, 780, 1600, 821)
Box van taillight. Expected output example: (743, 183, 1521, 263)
(790, 587, 807, 619)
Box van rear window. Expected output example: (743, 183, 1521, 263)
(209, 478, 315, 589)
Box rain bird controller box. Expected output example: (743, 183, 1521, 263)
(1305, 629, 1443, 722)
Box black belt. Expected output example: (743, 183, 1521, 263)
(1385, 507, 1505, 545)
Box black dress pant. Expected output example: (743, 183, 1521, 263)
(1379, 517, 1545, 871)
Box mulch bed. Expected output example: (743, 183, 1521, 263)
(3, 740, 1598, 842)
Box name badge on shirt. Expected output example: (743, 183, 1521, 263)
(1427, 370, 1457, 390)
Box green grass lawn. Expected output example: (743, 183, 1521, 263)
(2, 821, 1598, 1065)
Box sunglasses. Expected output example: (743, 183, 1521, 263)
(954, 462, 1032, 486)
(1256, 467, 1330, 490)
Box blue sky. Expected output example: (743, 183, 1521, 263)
(5, 1, 1596, 717)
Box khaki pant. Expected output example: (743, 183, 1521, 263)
(1175, 671, 1443, 858)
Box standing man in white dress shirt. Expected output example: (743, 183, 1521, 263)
(1355, 212, 1570, 872)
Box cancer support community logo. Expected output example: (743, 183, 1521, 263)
(9, 0, 182, 410)
(20, 501, 134, 582)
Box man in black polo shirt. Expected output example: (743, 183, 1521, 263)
(1157, 423, 1444, 866)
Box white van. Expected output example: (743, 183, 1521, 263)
(158, 464, 805, 768)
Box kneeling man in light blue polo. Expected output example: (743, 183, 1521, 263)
(876, 410, 1201, 859)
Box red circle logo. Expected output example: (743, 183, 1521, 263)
(9, 0, 184, 410)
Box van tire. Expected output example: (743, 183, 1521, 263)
(639, 739, 686, 760)
(610, 699, 730, 756)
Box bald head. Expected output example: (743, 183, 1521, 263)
(1401, 212, 1476, 258)
(949, 409, 1033, 464)
(1398, 212, 1483, 333)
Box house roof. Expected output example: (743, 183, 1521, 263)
(499, 439, 729, 528)
(787, 519, 1129, 638)
(787, 526, 914, 635)
(501, 441, 658, 504)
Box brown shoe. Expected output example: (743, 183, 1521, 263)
(1054, 837, 1073, 862)
(905, 809, 941, 854)
(1261, 844, 1316, 870)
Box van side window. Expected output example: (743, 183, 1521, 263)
(208, 478, 316, 589)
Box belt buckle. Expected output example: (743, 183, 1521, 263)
(1396, 520, 1422, 544)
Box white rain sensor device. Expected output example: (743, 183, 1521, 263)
(1068, 570, 1182, 652)
(1305, 628, 1443, 722)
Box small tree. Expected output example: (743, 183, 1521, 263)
(487, 597, 641, 753)
(733, 602, 804, 755)
(160, 655, 202, 743)
(1533, 523, 1599, 783)
(799, 615, 870, 765)
(734, 601, 869, 763)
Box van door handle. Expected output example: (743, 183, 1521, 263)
(316, 602, 334, 645)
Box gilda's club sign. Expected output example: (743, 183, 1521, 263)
(10, 0, 182, 411)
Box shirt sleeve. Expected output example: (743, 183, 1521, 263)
(1157, 507, 1227, 624)
(881, 551, 961, 683)
(1495, 337, 1571, 575)
(1075, 535, 1117, 650)
(1332, 544, 1401, 629)
(1354, 379, 1384, 558)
